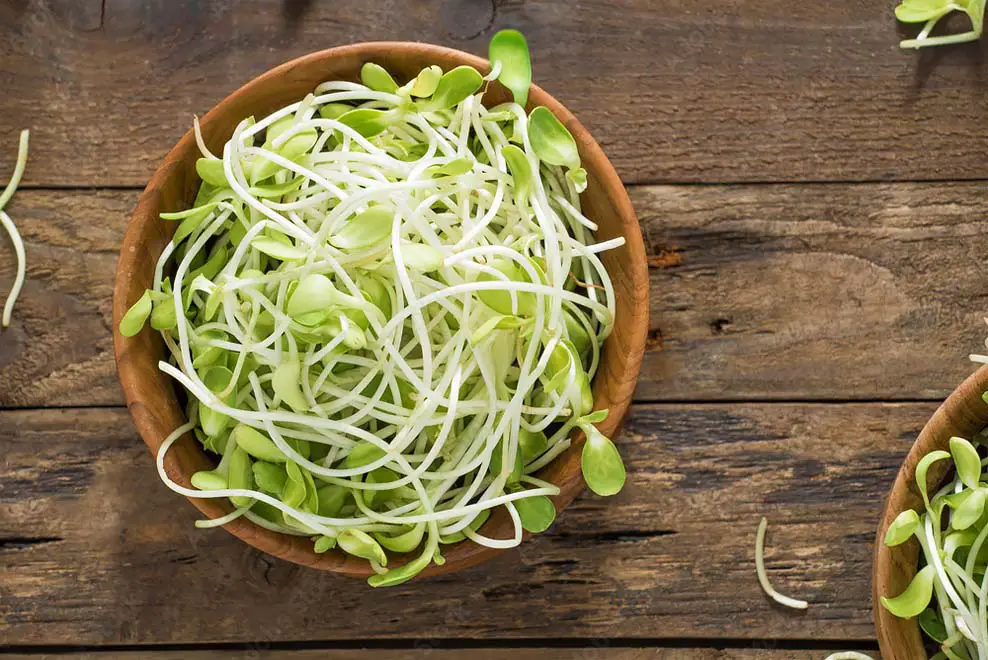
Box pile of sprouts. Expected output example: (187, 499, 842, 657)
(120, 30, 627, 586)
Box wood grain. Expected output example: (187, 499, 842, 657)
(1, 0, 987, 186)
(0, 650, 876, 659)
(0, 402, 928, 644)
(4, 180, 988, 407)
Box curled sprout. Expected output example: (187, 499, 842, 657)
(881, 435, 988, 658)
(895, 0, 986, 49)
(122, 30, 628, 586)
(754, 517, 809, 610)
(0, 129, 29, 328)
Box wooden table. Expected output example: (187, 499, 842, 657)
(2, 0, 985, 657)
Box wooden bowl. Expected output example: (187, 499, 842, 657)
(112, 42, 649, 579)
(874, 365, 988, 658)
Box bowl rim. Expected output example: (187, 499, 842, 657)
(112, 40, 650, 579)
(873, 364, 988, 658)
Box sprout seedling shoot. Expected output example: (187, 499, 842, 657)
(0, 129, 29, 328)
(895, 0, 986, 49)
(121, 30, 629, 586)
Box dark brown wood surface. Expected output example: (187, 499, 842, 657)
(1, 0, 987, 657)
(2, 0, 988, 187)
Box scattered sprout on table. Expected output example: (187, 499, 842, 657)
(122, 30, 629, 586)
(754, 517, 810, 610)
(0, 129, 29, 328)
(895, 0, 986, 49)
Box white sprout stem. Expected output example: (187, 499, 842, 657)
(755, 517, 809, 610)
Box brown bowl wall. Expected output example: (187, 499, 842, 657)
(112, 42, 649, 579)
(874, 365, 988, 657)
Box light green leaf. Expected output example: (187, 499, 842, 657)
(420, 66, 483, 111)
(232, 424, 286, 463)
(579, 409, 609, 425)
(953, 488, 986, 530)
(881, 564, 936, 618)
(514, 493, 556, 533)
(915, 450, 951, 506)
(950, 436, 982, 490)
(198, 366, 235, 437)
(367, 534, 436, 587)
(884, 509, 921, 546)
(119, 290, 153, 337)
(566, 167, 588, 193)
(196, 158, 228, 186)
(529, 106, 580, 169)
(330, 206, 394, 250)
(427, 158, 474, 177)
(272, 359, 309, 412)
(470, 314, 527, 344)
(287, 273, 342, 318)
(477, 258, 536, 316)
(338, 108, 393, 138)
(518, 428, 548, 461)
(338, 528, 388, 566)
(317, 484, 348, 517)
(411, 65, 443, 98)
(581, 425, 626, 496)
(376, 522, 426, 553)
(252, 461, 288, 494)
(314, 535, 337, 553)
(281, 460, 308, 509)
(360, 62, 399, 94)
(501, 144, 533, 201)
(489, 29, 532, 107)
(190, 470, 227, 491)
(252, 237, 307, 261)
(318, 103, 352, 120)
(150, 297, 178, 331)
(895, 0, 956, 23)
(400, 243, 444, 272)
(228, 446, 254, 507)
(345, 441, 387, 469)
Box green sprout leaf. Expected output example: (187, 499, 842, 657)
(950, 436, 982, 490)
(195, 158, 227, 187)
(119, 290, 153, 337)
(918, 607, 949, 643)
(232, 424, 286, 463)
(470, 314, 528, 344)
(489, 29, 532, 107)
(338, 528, 388, 567)
(190, 470, 227, 491)
(338, 108, 394, 138)
(514, 493, 556, 532)
(884, 509, 920, 546)
(317, 484, 348, 517)
(953, 488, 986, 530)
(198, 366, 235, 437)
(411, 65, 443, 98)
(420, 66, 483, 111)
(360, 62, 399, 94)
(881, 564, 936, 618)
(528, 106, 580, 170)
(581, 425, 626, 496)
(915, 449, 951, 507)
(330, 206, 394, 250)
(501, 144, 533, 201)
(314, 535, 337, 553)
(252, 461, 288, 494)
(252, 237, 307, 261)
(228, 446, 254, 507)
(400, 243, 444, 272)
(375, 522, 426, 553)
(272, 358, 309, 412)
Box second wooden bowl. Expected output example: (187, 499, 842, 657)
(874, 365, 988, 658)
(112, 42, 649, 579)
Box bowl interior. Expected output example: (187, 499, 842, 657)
(874, 365, 988, 658)
(112, 42, 649, 578)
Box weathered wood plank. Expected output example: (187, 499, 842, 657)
(2, 181, 986, 406)
(0, 0, 986, 186)
(0, 403, 926, 643)
(0, 649, 876, 659)
(640, 181, 988, 401)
